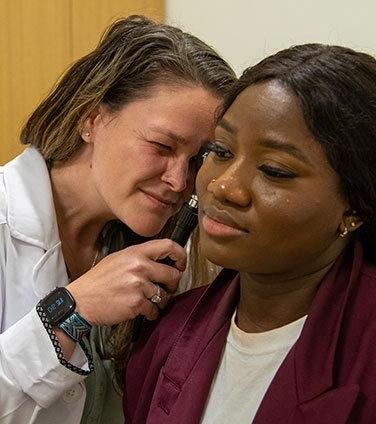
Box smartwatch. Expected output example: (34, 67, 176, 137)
(37, 287, 91, 341)
(36, 287, 94, 375)
(37, 287, 76, 326)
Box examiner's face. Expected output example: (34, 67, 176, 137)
(196, 80, 348, 277)
(87, 83, 220, 237)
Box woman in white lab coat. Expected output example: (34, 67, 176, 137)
(0, 15, 235, 424)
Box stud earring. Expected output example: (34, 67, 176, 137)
(211, 178, 216, 183)
(85, 132, 90, 137)
(339, 226, 349, 238)
(350, 221, 356, 228)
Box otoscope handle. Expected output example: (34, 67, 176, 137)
(159, 195, 198, 265)
(133, 195, 198, 340)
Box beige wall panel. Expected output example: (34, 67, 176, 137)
(1, 0, 164, 165)
(70, 0, 164, 59)
(0, 0, 71, 164)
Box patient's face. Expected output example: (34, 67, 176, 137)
(196, 80, 348, 277)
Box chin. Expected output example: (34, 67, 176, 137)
(200, 239, 235, 269)
(127, 220, 166, 238)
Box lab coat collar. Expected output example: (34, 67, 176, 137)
(3, 147, 60, 250)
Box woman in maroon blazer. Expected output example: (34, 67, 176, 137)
(123, 44, 376, 423)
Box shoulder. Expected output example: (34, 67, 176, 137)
(134, 269, 238, 354)
(354, 262, 376, 317)
(124, 286, 209, 419)
(357, 262, 376, 306)
(127, 286, 209, 384)
(338, 260, 376, 345)
(359, 261, 376, 283)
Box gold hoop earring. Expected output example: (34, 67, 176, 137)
(339, 226, 349, 238)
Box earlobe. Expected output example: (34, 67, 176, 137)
(81, 131, 91, 142)
(338, 211, 363, 238)
(80, 108, 102, 143)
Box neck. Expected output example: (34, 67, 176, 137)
(236, 261, 336, 333)
(49, 146, 114, 278)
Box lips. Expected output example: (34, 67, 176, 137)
(203, 205, 248, 232)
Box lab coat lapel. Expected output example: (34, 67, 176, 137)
(4, 147, 69, 297)
(32, 242, 69, 298)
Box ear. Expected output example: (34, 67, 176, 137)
(79, 106, 104, 143)
(338, 210, 363, 237)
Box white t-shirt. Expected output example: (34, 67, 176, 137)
(201, 312, 306, 424)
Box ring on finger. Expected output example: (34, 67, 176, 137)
(149, 285, 162, 304)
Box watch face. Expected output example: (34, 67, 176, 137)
(42, 288, 75, 325)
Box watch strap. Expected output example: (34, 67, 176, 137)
(36, 304, 94, 376)
(59, 312, 92, 342)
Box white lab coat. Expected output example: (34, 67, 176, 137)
(0, 148, 90, 423)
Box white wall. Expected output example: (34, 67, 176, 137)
(166, 0, 376, 75)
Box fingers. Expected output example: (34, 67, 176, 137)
(137, 283, 169, 321)
(145, 260, 182, 294)
(119, 239, 187, 294)
(129, 238, 187, 272)
(67, 239, 187, 326)
(143, 282, 170, 308)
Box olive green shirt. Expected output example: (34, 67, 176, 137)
(81, 327, 123, 424)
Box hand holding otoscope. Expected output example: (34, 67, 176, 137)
(132, 194, 199, 339)
(68, 149, 205, 339)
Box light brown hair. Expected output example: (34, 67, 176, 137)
(21, 15, 236, 162)
(22, 15, 235, 390)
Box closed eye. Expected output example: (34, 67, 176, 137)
(150, 141, 173, 152)
(206, 141, 233, 159)
(258, 164, 297, 179)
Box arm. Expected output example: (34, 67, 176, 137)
(0, 308, 88, 422)
(0, 223, 185, 423)
(0, 220, 88, 422)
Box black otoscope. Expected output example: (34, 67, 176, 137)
(132, 194, 199, 340)
(160, 194, 198, 266)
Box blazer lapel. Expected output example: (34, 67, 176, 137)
(254, 243, 363, 423)
(148, 269, 239, 423)
(291, 384, 359, 423)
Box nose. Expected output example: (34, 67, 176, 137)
(161, 157, 190, 193)
(209, 163, 251, 207)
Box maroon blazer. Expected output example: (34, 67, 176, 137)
(124, 242, 376, 423)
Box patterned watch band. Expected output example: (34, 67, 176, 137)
(36, 304, 94, 376)
(59, 312, 92, 342)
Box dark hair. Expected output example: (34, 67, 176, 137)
(225, 44, 376, 260)
(21, 15, 236, 161)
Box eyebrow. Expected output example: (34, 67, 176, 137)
(217, 118, 238, 135)
(149, 126, 187, 144)
(260, 138, 310, 164)
(218, 119, 310, 164)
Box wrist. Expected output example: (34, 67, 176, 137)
(36, 294, 94, 376)
(53, 327, 76, 359)
(59, 311, 92, 342)
(37, 287, 92, 342)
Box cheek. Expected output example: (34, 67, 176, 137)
(259, 192, 343, 243)
(195, 162, 213, 198)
